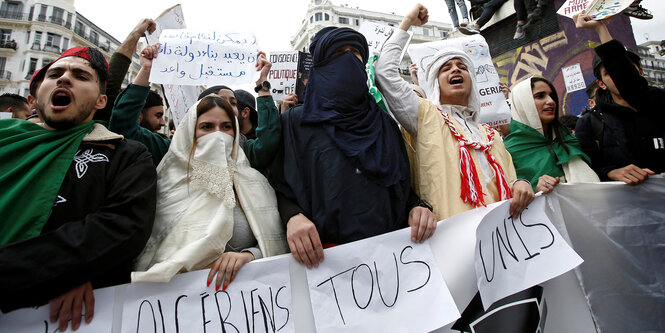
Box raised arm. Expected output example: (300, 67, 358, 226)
(375, 4, 429, 137)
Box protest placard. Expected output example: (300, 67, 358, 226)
(561, 63, 586, 93)
(295, 52, 312, 103)
(149, 29, 260, 87)
(407, 35, 511, 126)
(0, 112, 11, 119)
(122, 255, 293, 333)
(143, 4, 199, 127)
(586, 0, 634, 20)
(268, 51, 299, 101)
(359, 21, 413, 61)
(306, 228, 459, 332)
(0, 287, 116, 333)
(474, 197, 583, 310)
(556, 0, 594, 18)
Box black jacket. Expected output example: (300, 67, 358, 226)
(0, 136, 156, 312)
(575, 40, 665, 179)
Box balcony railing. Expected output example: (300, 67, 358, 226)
(43, 44, 60, 53)
(0, 10, 27, 20)
(49, 16, 65, 26)
(74, 27, 86, 37)
(0, 40, 18, 50)
(30, 43, 41, 51)
(0, 70, 12, 80)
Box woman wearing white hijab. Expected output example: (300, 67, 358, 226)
(375, 4, 534, 220)
(505, 76, 599, 192)
(132, 95, 288, 290)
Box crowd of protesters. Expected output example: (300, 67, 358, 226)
(0, 1, 663, 331)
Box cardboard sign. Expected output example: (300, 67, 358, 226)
(122, 255, 293, 333)
(0, 287, 116, 333)
(474, 197, 583, 310)
(556, 0, 594, 18)
(307, 228, 459, 332)
(407, 35, 511, 126)
(562, 63, 586, 93)
(149, 29, 260, 87)
(143, 4, 199, 127)
(586, 0, 634, 20)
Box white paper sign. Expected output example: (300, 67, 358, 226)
(268, 51, 299, 101)
(556, 0, 593, 18)
(307, 228, 459, 333)
(121, 255, 293, 333)
(0, 112, 12, 119)
(562, 63, 586, 93)
(359, 21, 413, 60)
(407, 35, 511, 126)
(0, 287, 116, 333)
(586, 0, 634, 20)
(149, 29, 260, 87)
(143, 5, 199, 127)
(474, 197, 583, 310)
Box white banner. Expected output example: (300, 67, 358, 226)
(122, 255, 293, 333)
(407, 35, 511, 126)
(306, 227, 459, 332)
(150, 29, 260, 87)
(474, 198, 583, 310)
(359, 21, 413, 60)
(144, 4, 199, 127)
(586, 0, 634, 20)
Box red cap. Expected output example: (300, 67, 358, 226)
(29, 46, 109, 95)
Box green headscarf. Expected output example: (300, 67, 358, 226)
(505, 119, 590, 191)
(0, 119, 95, 245)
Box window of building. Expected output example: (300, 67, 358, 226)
(339, 17, 349, 24)
(45, 32, 61, 52)
(89, 31, 98, 45)
(424, 28, 430, 36)
(0, 57, 6, 73)
(325, 13, 329, 20)
(25, 31, 30, 44)
(2, 1, 23, 19)
(32, 31, 42, 50)
(62, 37, 69, 50)
(41, 58, 52, 67)
(27, 58, 38, 76)
(38, 4, 47, 21)
(315, 12, 322, 21)
(66, 13, 72, 28)
(354, 19, 359, 26)
(1, 29, 11, 44)
(441, 31, 447, 38)
(51, 7, 64, 25)
(75, 21, 85, 37)
(314, 0, 322, 4)
(310, 16, 313, 23)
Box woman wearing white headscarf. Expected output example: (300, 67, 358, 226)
(132, 94, 288, 290)
(375, 4, 534, 220)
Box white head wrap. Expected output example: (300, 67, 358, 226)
(510, 76, 545, 135)
(424, 47, 481, 118)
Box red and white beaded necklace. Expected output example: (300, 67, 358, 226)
(438, 108, 512, 207)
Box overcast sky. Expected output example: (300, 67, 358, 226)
(75, 0, 664, 52)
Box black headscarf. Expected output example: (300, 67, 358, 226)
(301, 27, 409, 188)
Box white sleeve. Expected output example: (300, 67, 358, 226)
(375, 29, 420, 137)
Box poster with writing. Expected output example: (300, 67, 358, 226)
(586, 0, 634, 20)
(359, 21, 413, 59)
(143, 4, 199, 127)
(121, 255, 293, 333)
(474, 197, 583, 310)
(0, 287, 116, 333)
(307, 228, 459, 332)
(268, 51, 299, 101)
(556, 0, 593, 18)
(562, 63, 586, 93)
(150, 29, 260, 87)
(407, 35, 511, 126)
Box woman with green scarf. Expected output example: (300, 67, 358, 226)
(505, 77, 599, 193)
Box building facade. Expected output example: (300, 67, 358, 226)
(0, 0, 139, 97)
(290, 0, 452, 77)
(637, 40, 665, 88)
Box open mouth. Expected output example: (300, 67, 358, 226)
(51, 89, 72, 111)
(449, 76, 464, 86)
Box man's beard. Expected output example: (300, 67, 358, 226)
(36, 99, 96, 129)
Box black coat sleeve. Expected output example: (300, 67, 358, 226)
(94, 53, 133, 123)
(0, 140, 157, 312)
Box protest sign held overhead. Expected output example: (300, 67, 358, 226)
(408, 35, 511, 126)
(149, 29, 260, 86)
(122, 256, 293, 333)
(586, 0, 635, 20)
(557, 0, 593, 18)
(143, 4, 199, 127)
(359, 21, 413, 60)
(474, 197, 583, 310)
(267, 51, 311, 102)
(307, 228, 459, 333)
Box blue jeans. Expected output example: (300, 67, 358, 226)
(445, 0, 469, 27)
